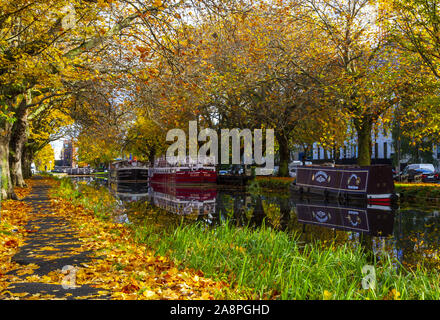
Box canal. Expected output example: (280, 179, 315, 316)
(70, 175, 440, 271)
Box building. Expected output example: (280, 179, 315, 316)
(306, 129, 439, 169)
(311, 129, 393, 162)
(60, 140, 77, 167)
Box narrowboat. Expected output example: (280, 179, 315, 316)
(291, 165, 397, 205)
(150, 156, 217, 184)
(295, 198, 395, 236)
(109, 160, 149, 182)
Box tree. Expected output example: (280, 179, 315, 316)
(390, 0, 440, 147)
(0, 0, 103, 198)
(125, 115, 168, 164)
(303, 0, 402, 166)
(34, 144, 55, 172)
(392, 0, 440, 78)
(0, 0, 181, 198)
(135, 2, 334, 175)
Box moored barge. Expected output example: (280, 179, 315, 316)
(109, 182, 149, 202)
(150, 156, 217, 184)
(291, 165, 397, 205)
(109, 160, 149, 182)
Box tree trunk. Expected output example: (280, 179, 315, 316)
(22, 144, 34, 179)
(355, 116, 372, 166)
(9, 106, 29, 187)
(0, 122, 17, 200)
(277, 134, 290, 177)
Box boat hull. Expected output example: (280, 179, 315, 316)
(110, 168, 149, 182)
(292, 165, 397, 205)
(296, 201, 395, 236)
(151, 170, 217, 184)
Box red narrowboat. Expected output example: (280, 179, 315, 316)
(150, 156, 217, 184)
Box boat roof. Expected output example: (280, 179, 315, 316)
(111, 160, 149, 165)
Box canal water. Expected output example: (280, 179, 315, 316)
(70, 176, 440, 270)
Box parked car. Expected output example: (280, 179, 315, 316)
(419, 169, 439, 183)
(398, 167, 423, 182)
(399, 165, 439, 183)
(218, 169, 230, 175)
(406, 163, 436, 172)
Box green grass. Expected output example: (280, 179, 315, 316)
(395, 183, 440, 203)
(133, 220, 440, 300)
(52, 177, 117, 221)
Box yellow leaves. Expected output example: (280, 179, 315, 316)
(41, 183, 230, 300)
(37, 246, 58, 252)
(199, 292, 213, 300)
(142, 289, 158, 299)
(97, 0, 110, 8)
(0, 190, 33, 278)
(391, 289, 401, 300)
(4, 239, 19, 248)
(323, 290, 332, 300)
(34, 144, 55, 172)
(167, 267, 179, 276)
(153, 0, 162, 8)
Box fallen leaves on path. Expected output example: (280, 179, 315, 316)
(45, 197, 230, 299)
(2, 178, 232, 300)
(14, 180, 34, 200)
(0, 188, 33, 293)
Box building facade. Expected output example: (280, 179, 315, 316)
(60, 140, 77, 167)
(305, 130, 439, 169)
(311, 130, 394, 162)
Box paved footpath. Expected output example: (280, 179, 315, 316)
(2, 177, 109, 300)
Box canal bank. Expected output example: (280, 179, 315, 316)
(0, 176, 236, 300)
(45, 176, 440, 299)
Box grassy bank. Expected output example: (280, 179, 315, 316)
(137, 221, 440, 300)
(253, 176, 293, 192)
(395, 183, 440, 204)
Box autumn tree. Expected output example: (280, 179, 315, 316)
(1, 0, 186, 198)
(300, 0, 404, 166)
(34, 144, 55, 172)
(387, 0, 440, 149)
(134, 2, 337, 176)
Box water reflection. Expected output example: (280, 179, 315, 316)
(110, 182, 149, 203)
(295, 199, 395, 237)
(149, 183, 217, 216)
(69, 176, 440, 270)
